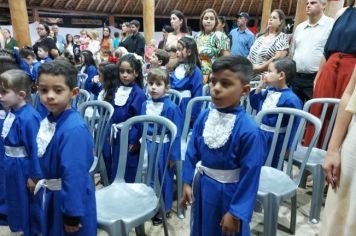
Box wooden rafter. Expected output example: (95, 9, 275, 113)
(201, 1, 210, 15)
(162, 0, 171, 15)
(122, 0, 131, 13)
(183, 1, 192, 15)
(64, 0, 74, 8)
(111, 0, 120, 13)
(156, 0, 162, 11)
(87, 0, 97, 11)
(288, 0, 293, 15)
(173, 0, 182, 12)
(75, 0, 85, 10)
(191, 1, 201, 16)
(132, 0, 141, 13)
(238, 0, 246, 13)
(218, 0, 227, 15)
(211, 0, 218, 11)
(248, 0, 254, 14)
(29, 0, 37, 5)
(278, 0, 283, 9)
(228, 0, 238, 16)
(95, 0, 106, 11)
(103, 0, 112, 12)
(53, 0, 61, 7)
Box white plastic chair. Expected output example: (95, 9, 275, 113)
(96, 115, 177, 236)
(77, 73, 88, 89)
(292, 98, 340, 223)
(71, 89, 91, 109)
(78, 100, 114, 186)
(255, 107, 322, 236)
(166, 89, 183, 106)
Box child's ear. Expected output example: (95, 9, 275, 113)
(279, 71, 286, 81)
(158, 59, 163, 65)
(186, 49, 192, 56)
(241, 84, 251, 97)
(71, 87, 80, 99)
(18, 91, 27, 99)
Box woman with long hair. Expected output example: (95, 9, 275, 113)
(32, 23, 59, 60)
(100, 27, 113, 61)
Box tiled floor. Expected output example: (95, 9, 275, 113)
(0, 186, 322, 236)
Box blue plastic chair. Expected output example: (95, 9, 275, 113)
(78, 100, 114, 186)
(96, 115, 177, 236)
(166, 89, 183, 106)
(71, 89, 91, 109)
(202, 83, 210, 96)
(77, 73, 88, 89)
(292, 98, 340, 223)
(255, 107, 322, 236)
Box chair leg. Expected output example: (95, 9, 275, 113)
(160, 197, 169, 236)
(309, 165, 324, 224)
(262, 194, 281, 236)
(290, 195, 297, 234)
(299, 170, 309, 189)
(135, 224, 146, 236)
(176, 161, 185, 219)
(99, 156, 109, 186)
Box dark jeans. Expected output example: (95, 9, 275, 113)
(291, 72, 317, 103)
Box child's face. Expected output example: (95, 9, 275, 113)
(24, 56, 35, 66)
(38, 74, 79, 117)
(150, 53, 161, 67)
(264, 63, 282, 87)
(37, 48, 48, 59)
(176, 42, 190, 61)
(0, 87, 24, 110)
(147, 79, 167, 99)
(210, 69, 250, 109)
(119, 61, 138, 86)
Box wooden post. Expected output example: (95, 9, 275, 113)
(108, 15, 115, 27)
(294, 0, 308, 30)
(325, 0, 345, 18)
(143, 0, 155, 45)
(9, 0, 31, 47)
(260, 0, 273, 32)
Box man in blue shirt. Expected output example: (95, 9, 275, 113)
(229, 12, 255, 57)
(52, 24, 66, 55)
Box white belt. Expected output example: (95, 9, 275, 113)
(4, 146, 28, 158)
(146, 134, 170, 143)
(260, 124, 287, 133)
(195, 161, 240, 183)
(34, 178, 62, 208)
(181, 90, 191, 98)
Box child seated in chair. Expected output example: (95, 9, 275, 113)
(180, 56, 266, 236)
(35, 60, 97, 235)
(248, 58, 303, 168)
(141, 68, 183, 225)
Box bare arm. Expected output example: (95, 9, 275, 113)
(313, 55, 326, 88)
(253, 50, 288, 73)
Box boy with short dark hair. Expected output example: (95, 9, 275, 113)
(37, 44, 52, 63)
(15, 48, 41, 82)
(73, 35, 81, 64)
(180, 56, 266, 235)
(150, 49, 170, 69)
(35, 59, 96, 236)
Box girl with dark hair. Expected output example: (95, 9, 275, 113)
(110, 54, 146, 183)
(65, 34, 74, 56)
(170, 36, 203, 123)
(32, 23, 58, 60)
(100, 27, 113, 61)
(79, 50, 100, 97)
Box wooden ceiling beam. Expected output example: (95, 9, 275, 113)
(132, 0, 141, 13)
(183, 1, 192, 15)
(228, 0, 238, 16)
(211, 0, 218, 11)
(218, 0, 227, 15)
(238, 0, 246, 13)
(162, 0, 171, 15)
(288, 0, 293, 15)
(278, 0, 283, 9)
(53, 0, 61, 7)
(111, 0, 121, 13)
(122, 0, 131, 13)
(75, 0, 85, 10)
(248, 0, 254, 14)
(87, 0, 97, 10)
(173, 0, 182, 12)
(103, 0, 112, 12)
(64, 0, 74, 8)
(29, 0, 37, 5)
(95, 0, 105, 12)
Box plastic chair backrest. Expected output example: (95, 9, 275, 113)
(255, 107, 321, 186)
(302, 98, 340, 150)
(72, 89, 91, 109)
(113, 115, 177, 198)
(202, 84, 210, 96)
(78, 101, 114, 159)
(166, 89, 183, 106)
(250, 80, 260, 89)
(77, 73, 88, 89)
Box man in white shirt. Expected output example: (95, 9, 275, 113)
(290, 0, 334, 102)
(52, 24, 66, 55)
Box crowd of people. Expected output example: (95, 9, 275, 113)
(0, 0, 355, 235)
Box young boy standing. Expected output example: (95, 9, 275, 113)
(35, 60, 96, 235)
(180, 56, 266, 236)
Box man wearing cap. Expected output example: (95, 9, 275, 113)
(290, 0, 333, 102)
(229, 12, 255, 57)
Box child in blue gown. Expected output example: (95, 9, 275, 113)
(249, 58, 303, 168)
(79, 50, 101, 98)
(111, 54, 146, 183)
(169, 37, 203, 124)
(181, 56, 266, 236)
(0, 70, 42, 235)
(141, 68, 183, 224)
(0, 104, 7, 225)
(35, 60, 96, 236)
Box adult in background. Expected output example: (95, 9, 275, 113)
(194, 8, 230, 83)
(216, 16, 230, 36)
(165, 10, 189, 72)
(120, 20, 145, 57)
(100, 27, 113, 60)
(119, 22, 131, 46)
(1, 29, 18, 50)
(320, 66, 356, 236)
(290, 0, 334, 103)
(51, 24, 66, 55)
(229, 12, 255, 57)
(158, 25, 174, 50)
(87, 30, 101, 64)
(32, 23, 58, 60)
(248, 9, 289, 80)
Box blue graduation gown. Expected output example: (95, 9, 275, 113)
(141, 96, 183, 211)
(0, 107, 7, 224)
(111, 84, 146, 183)
(249, 87, 303, 167)
(37, 109, 96, 236)
(13, 49, 41, 81)
(169, 65, 203, 124)
(2, 104, 42, 235)
(83, 65, 101, 98)
(183, 106, 265, 236)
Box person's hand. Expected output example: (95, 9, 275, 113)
(253, 65, 263, 74)
(323, 150, 341, 189)
(220, 212, 240, 235)
(64, 224, 82, 233)
(179, 184, 193, 209)
(255, 75, 267, 94)
(92, 75, 100, 83)
(27, 178, 36, 193)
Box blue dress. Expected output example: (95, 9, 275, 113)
(83, 65, 101, 98)
(111, 84, 147, 183)
(170, 65, 203, 124)
(13, 49, 41, 81)
(183, 105, 266, 236)
(141, 96, 183, 211)
(36, 109, 96, 236)
(249, 87, 303, 167)
(1, 104, 42, 235)
(0, 107, 7, 224)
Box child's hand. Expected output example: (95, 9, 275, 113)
(179, 184, 193, 209)
(27, 178, 36, 193)
(64, 224, 82, 233)
(128, 143, 140, 153)
(255, 75, 267, 94)
(92, 75, 100, 84)
(220, 212, 240, 235)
